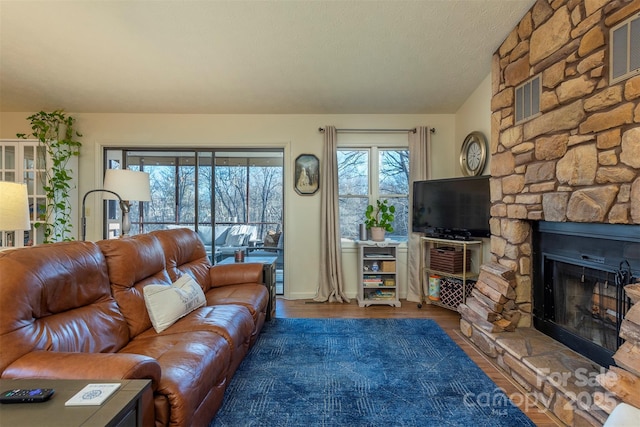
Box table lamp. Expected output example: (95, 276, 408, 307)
(0, 181, 31, 247)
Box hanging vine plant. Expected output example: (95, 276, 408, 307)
(17, 110, 82, 243)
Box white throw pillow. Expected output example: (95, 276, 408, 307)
(225, 231, 245, 247)
(143, 274, 206, 333)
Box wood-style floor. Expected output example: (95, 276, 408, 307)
(276, 298, 561, 427)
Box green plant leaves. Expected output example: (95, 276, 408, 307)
(18, 110, 81, 243)
(364, 199, 395, 233)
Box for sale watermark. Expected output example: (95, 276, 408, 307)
(463, 367, 620, 415)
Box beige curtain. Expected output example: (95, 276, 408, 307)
(314, 126, 350, 303)
(406, 126, 431, 302)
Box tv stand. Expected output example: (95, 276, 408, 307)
(418, 236, 483, 311)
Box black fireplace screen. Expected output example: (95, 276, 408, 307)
(545, 259, 625, 353)
(533, 221, 639, 367)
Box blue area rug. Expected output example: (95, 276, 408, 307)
(211, 318, 535, 426)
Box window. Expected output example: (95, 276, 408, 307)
(611, 12, 640, 84)
(515, 75, 540, 123)
(337, 147, 409, 241)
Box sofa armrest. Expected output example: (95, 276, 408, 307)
(209, 263, 263, 287)
(1, 351, 161, 389)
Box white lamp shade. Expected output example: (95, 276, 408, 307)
(103, 169, 151, 201)
(0, 181, 31, 230)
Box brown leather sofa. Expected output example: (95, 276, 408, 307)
(0, 228, 269, 426)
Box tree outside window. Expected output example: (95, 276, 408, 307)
(121, 150, 282, 239)
(213, 154, 283, 239)
(338, 147, 409, 241)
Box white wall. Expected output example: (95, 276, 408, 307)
(454, 73, 492, 177)
(454, 73, 493, 263)
(1, 112, 459, 300)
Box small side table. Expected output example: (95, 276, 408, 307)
(0, 378, 151, 427)
(217, 255, 277, 320)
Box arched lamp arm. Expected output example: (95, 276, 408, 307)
(81, 189, 123, 241)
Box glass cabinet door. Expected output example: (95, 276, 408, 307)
(0, 140, 47, 247)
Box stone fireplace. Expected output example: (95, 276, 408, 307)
(460, 1, 640, 426)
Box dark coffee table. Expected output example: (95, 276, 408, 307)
(0, 378, 150, 426)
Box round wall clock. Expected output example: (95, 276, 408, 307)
(459, 131, 487, 176)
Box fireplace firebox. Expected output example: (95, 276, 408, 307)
(533, 221, 640, 367)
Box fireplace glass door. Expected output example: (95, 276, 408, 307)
(534, 221, 639, 367)
(545, 259, 623, 353)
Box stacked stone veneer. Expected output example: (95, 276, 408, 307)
(489, 0, 640, 328)
(461, 1, 640, 426)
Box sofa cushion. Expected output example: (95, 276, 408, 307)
(225, 231, 245, 247)
(603, 403, 640, 427)
(223, 225, 257, 247)
(205, 282, 268, 344)
(98, 234, 172, 338)
(165, 224, 214, 248)
(196, 226, 213, 246)
(137, 304, 254, 378)
(151, 228, 213, 292)
(205, 283, 268, 316)
(121, 330, 230, 426)
(214, 226, 230, 245)
(263, 231, 281, 247)
(144, 275, 206, 333)
(0, 241, 130, 374)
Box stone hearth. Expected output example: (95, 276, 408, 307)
(460, 323, 610, 426)
(463, 1, 640, 426)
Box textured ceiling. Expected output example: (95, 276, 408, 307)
(0, 0, 535, 114)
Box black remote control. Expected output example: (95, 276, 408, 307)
(0, 388, 54, 403)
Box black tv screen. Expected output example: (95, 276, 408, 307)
(412, 175, 491, 238)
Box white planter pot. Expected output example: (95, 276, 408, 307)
(370, 227, 386, 242)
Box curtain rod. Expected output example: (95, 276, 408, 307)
(318, 127, 435, 134)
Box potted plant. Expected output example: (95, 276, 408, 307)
(364, 199, 395, 241)
(17, 110, 82, 243)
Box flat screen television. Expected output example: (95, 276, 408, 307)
(412, 175, 491, 239)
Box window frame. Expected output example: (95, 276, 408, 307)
(337, 145, 409, 242)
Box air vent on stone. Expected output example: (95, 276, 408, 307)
(515, 75, 540, 124)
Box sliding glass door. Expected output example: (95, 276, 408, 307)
(124, 151, 197, 231)
(104, 148, 284, 293)
(214, 152, 283, 238)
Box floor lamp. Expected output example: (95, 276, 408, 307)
(81, 189, 123, 241)
(102, 169, 151, 237)
(0, 181, 31, 248)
